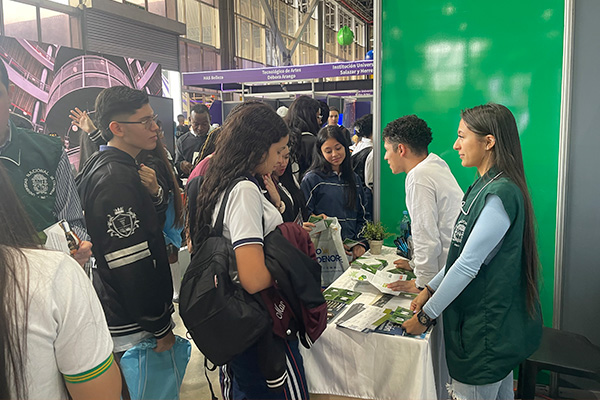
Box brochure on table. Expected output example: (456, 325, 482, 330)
(349, 256, 416, 296)
(323, 248, 428, 338)
(327, 290, 426, 338)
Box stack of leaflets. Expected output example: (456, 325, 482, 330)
(336, 303, 389, 333)
(374, 319, 428, 338)
(348, 264, 409, 296)
(351, 257, 388, 273)
(347, 269, 371, 282)
(335, 304, 426, 338)
(373, 306, 428, 338)
(327, 285, 429, 338)
(386, 306, 414, 325)
(387, 267, 417, 281)
(328, 289, 428, 338)
(372, 293, 417, 308)
(323, 287, 362, 322)
(307, 215, 334, 234)
(374, 320, 406, 335)
(323, 287, 362, 303)
(308, 215, 325, 224)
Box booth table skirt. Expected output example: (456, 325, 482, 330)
(299, 247, 448, 400)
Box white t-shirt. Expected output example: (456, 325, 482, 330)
(212, 179, 283, 249)
(364, 150, 374, 190)
(353, 137, 373, 154)
(11, 249, 114, 399)
(405, 153, 464, 288)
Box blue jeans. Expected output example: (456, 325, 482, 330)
(449, 372, 514, 400)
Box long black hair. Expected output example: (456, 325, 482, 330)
(309, 125, 357, 210)
(137, 122, 184, 228)
(284, 96, 321, 158)
(353, 113, 373, 139)
(195, 102, 289, 232)
(461, 103, 540, 316)
(0, 164, 40, 399)
(276, 162, 309, 222)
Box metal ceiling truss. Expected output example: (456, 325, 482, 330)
(258, 0, 372, 66)
(339, 0, 373, 23)
(258, 0, 319, 66)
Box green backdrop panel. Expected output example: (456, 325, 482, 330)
(379, 1, 563, 325)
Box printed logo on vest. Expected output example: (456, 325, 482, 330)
(107, 207, 140, 238)
(452, 220, 468, 247)
(23, 169, 56, 199)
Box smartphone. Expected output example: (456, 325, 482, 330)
(58, 220, 81, 255)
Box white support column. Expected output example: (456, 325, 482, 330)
(373, 0, 382, 221)
(554, 0, 574, 332)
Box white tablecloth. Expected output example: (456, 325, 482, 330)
(300, 247, 449, 400)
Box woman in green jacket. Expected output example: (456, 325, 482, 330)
(403, 103, 542, 400)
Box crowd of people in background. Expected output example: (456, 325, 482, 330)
(1, 52, 541, 400)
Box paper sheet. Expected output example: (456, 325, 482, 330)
(368, 270, 406, 295)
(42, 222, 70, 255)
(336, 304, 388, 332)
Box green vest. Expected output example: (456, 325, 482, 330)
(443, 167, 542, 385)
(0, 122, 63, 232)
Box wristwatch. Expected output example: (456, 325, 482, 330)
(417, 310, 436, 327)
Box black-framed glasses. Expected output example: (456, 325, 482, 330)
(115, 114, 159, 130)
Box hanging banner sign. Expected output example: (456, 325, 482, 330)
(183, 60, 373, 86)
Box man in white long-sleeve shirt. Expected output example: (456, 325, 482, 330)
(382, 115, 463, 293)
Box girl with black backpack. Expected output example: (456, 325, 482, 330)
(193, 102, 308, 400)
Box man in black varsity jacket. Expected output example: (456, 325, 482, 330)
(76, 86, 175, 356)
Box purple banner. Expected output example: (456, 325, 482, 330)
(183, 60, 373, 86)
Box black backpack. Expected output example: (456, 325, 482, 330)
(351, 146, 373, 184)
(179, 178, 270, 365)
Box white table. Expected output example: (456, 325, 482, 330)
(300, 247, 449, 400)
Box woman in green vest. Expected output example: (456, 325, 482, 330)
(402, 103, 542, 400)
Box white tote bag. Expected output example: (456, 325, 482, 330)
(310, 217, 351, 286)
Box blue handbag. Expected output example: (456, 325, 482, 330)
(120, 335, 191, 400)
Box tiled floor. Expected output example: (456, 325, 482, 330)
(173, 304, 220, 400)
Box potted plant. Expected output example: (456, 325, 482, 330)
(360, 221, 393, 255)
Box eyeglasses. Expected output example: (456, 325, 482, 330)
(115, 114, 159, 130)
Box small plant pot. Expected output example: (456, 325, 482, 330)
(369, 240, 384, 255)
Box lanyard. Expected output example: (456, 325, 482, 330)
(460, 171, 504, 216)
(278, 182, 294, 207)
